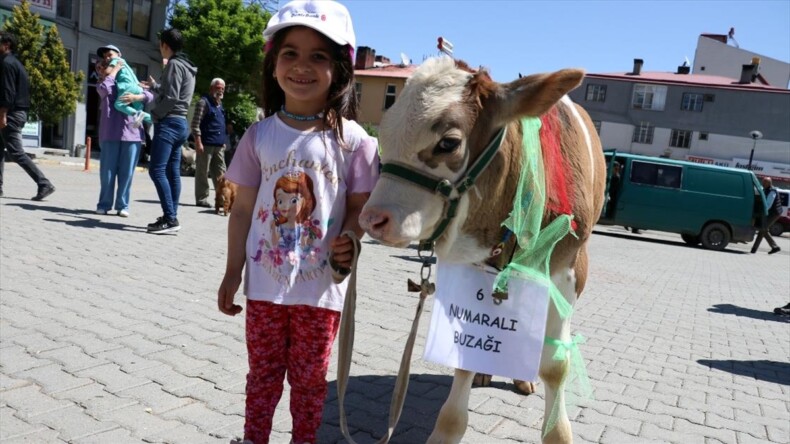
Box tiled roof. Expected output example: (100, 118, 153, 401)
(354, 65, 417, 79)
(587, 71, 789, 93)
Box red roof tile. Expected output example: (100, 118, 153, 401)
(587, 71, 789, 93)
(354, 65, 417, 79)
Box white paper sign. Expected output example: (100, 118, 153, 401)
(423, 262, 550, 381)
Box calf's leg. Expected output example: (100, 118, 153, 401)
(427, 369, 475, 444)
(539, 265, 578, 444)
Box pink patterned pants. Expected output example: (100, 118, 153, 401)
(244, 300, 341, 444)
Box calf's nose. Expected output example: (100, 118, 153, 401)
(359, 208, 391, 238)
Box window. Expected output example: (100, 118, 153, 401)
(632, 121, 654, 144)
(704, 94, 715, 102)
(92, 0, 113, 31)
(681, 93, 703, 111)
(57, 0, 73, 19)
(92, 0, 152, 38)
(131, 0, 153, 39)
(355, 82, 362, 102)
(384, 84, 396, 109)
(593, 120, 601, 134)
(586, 84, 606, 102)
(670, 129, 692, 148)
(699, 132, 709, 141)
(630, 161, 682, 189)
(632, 84, 667, 110)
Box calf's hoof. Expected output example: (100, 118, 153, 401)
(513, 379, 537, 395)
(472, 373, 492, 387)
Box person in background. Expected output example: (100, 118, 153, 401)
(144, 28, 197, 234)
(0, 31, 55, 200)
(191, 78, 227, 209)
(94, 53, 153, 217)
(224, 120, 241, 167)
(751, 177, 781, 254)
(96, 44, 151, 128)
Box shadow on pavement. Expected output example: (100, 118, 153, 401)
(592, 230, 748, 255)
(708, 304, 790, 323)
(6, 202, 92, 215)
(320, 373, 534, 442)
(42, 216, 147, 232)
(697, 359, 790, 386)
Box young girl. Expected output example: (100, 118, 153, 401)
(217, 1, 379, 443)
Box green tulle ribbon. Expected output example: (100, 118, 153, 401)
(542, 334, 595, 438)
(490, 117, 592, 437)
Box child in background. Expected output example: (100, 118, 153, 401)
(216, 1, 378, 443)
(97, 45, 151, 128)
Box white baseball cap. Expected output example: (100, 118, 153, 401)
(263, 0, 355, 49)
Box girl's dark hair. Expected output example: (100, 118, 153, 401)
(262, 26, 358, 144)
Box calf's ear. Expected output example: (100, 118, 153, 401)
(493, 69, 584, 123)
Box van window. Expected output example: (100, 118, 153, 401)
(778, 191, 789, 207)
(630, 161, 682, 188)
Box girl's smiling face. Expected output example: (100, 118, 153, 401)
(275, 189, 304, 225)
(274, 26, 334, 115)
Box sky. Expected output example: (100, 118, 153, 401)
(342, 0, 790, 82)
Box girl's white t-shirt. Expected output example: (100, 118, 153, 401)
(226, 115, 379, 312)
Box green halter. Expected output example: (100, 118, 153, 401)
(380, 127, 508, 252)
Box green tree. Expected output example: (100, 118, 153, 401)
(2, 0, 84, 124)
(170, 0, 269, 95)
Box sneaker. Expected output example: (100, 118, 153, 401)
(196, 200, 212, 208)
(118, 209, 130, 217)
(769, 246, 781, 255)
(132, 111, 146, 129)
(774, 304, 790, 316)
(147, 217, 180, 234)
(96, 209, 109, 215)
(32, 184, 55, 201)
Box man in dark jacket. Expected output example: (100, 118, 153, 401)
(0, 31, 55, 200)
(191, 78, 227, 209)
(751, 177, 781, 254)
(144, 28, 197, 234)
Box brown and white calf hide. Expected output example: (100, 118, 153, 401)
(359, 57, 606, 444)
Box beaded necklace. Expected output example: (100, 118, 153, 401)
(280, 105, 324, 122)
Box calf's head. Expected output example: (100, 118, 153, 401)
(359, 57, 584, 254)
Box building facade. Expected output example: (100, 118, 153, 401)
(353, 46, 415, 128)
(693, 33, 790, 89)
(568, 59, 790, 187)
(0, 0, 167, 152)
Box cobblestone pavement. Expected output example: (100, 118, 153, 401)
(1, 156, 789, 444)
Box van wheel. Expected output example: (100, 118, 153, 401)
(701, 223, 731, 250)
(681, 234, 701, 245)
(769, 223, 783, 237)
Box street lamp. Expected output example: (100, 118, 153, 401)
(747, 130, 762, 170)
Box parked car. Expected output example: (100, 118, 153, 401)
(599, 151, 767, 250)
(768, 188, 790, 236)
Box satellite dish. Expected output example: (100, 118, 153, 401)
(683, 56, 690, 67)
(400, 52, 410, 66)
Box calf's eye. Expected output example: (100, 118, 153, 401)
(435, 137, 461, 154)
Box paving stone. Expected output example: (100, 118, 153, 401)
(12, 363, 93, 395)
(29, 405, 118, 441)
(115, 382, 193, 414)
(37, 346, 108, 373)
(0, 405, 50, 440)
(74, 363, 150, 394)
(1, 385, 72, 419)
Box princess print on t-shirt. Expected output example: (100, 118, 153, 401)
(251, 170, 326, 286)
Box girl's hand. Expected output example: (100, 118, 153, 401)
(330, 234, 355, 269)
(217, 274, 243, 316)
